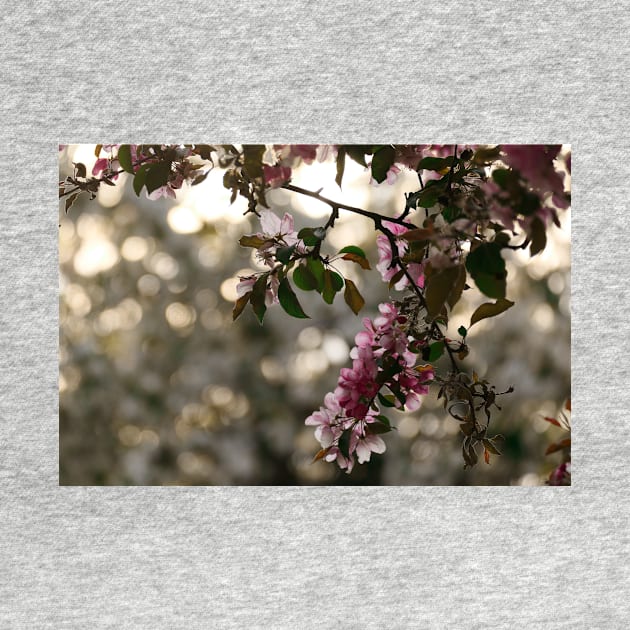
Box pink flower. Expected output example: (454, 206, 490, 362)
(263, 164, 292, 188)
(290, 145, 318, 164)
(548, 461, 571, 486)
(324, 447, 355, 473)
(376, 221, 424, 290)
(258, 210, 298, 244)
(92, 157, 120, 179)
(147, 185, 177, 200)
(236, 274, 278, 307)
(355, 434, 386, 464)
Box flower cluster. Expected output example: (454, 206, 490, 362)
(376, 221, 425, 290)
(483, 144, 570, 237)
(235, 210, 304, 306)
(262, 145, 333, 188)
(305, 301, 434, 472)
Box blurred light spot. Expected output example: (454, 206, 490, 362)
(74, 238, 119, 276)
(150, 252, 179, 280)
(178, 452, 202, 475)
(139, 429, 160, 448)
(76, 213, 111, 239)
(229, 394, 250, 419)
(64, 284, 91, 316)
(167, 281, 187, 294)
(121, 236, 148, 261)
(203, 385, 234, 407)
(60, 366, 81, 392)
(195, 289, 217, 308)
(165, 302, 196, 329)
(97, 179, 124, 208)
(118, 424, 142, 447)
(303, 349, 329, 374)
(547, 271, 565, 295)
(531, 303, 554, 332)
(533, 417, 551, 434)
(328, 217, 371, 250)
(70, 144, 98, 174)
(198, 244, 222, 268)
(137, 274, 160, 297)
(167, 205, 203, 234)
(421, 414, 440, 436)
(322, 333, 349, 364)
(200, 308, 223, 330)
(185, 168, 249, 224)
(411, 440, 438, 462)
(260, 356, 287, 384)
(398, 416, 421, 439)
(220, 277, 240, 302)
(517, 473, 540, 486)
(298, 327, 322, 349)
(118, 298, 143, 329)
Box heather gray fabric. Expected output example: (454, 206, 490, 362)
(1, 2, 628, 627)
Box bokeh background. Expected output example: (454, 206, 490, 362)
(59, 145, 570, 485)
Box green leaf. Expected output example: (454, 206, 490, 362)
(465, 242, 507, 299)
(378, 392, 396, 408)
(418, 156, 454, 171)
(306, 258, 325, 292)
(74, 162, 87, 179)
(415, 186, 441, 208)
(276, 244, 296, 264)
(298, 227, 326, 247)
(335, 147, 346, 188)
(424, 266, 462, 321)
(242, 145, 265, 179)
(293, 263, 319, 291)
(447, 265, 467, 309)
(492, 168, 520, 190)
(472, 146, 501, 165)
(250, 274, 269, 324)
(343, 278, 365, 314)
(338, 245, 367, 258)
(345, 145, 371, 167)
(145, 161, 172, 194)
(239, 234, 268, 249)
(388, 268, 406, 289)
(427, 341, 445, 362)
(338, 429, 352, 459)
(529, 216, 547, 256)
(469, 298, 514, 327)
(277, 277, 309, 318)
(442, 205, 462, 222)
(117, 145, 134, 174)
(322, 269, 343, 304)
(339, 246, 369, 269)
(365, 418, 393, 435)
(133, 164, 150, 196)
(482, 438, 502, 455)
(458, 326, 467, 337)
(232, 293, 250, 321)
(370, 145, 396, 183)
(64, 192, 79, 214)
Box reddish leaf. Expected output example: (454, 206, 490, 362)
(312, 447, 330, 463)
(341, 253, 371, 270)
(545, 438, 571, 455)
(543, 416, 562, 427)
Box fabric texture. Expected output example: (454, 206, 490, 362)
(1, 1, 628, 627)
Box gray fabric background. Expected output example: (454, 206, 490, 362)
(1, 1, 627, 627)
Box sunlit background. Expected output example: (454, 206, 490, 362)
(59, 145, 570, 485)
